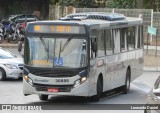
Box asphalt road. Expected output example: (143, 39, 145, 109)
(0, 48, 159, 113)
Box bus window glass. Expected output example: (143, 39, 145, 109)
(141, 26, 143, 48)
(105, 29, 113, 55)
(113, 29, 120, 54)
(136, 26, 139, 49)
(137, 26, 142, 48)
(98, 30, 105, 57)
(90, 29, 98, 58)
(120, 28, 127, 52)
(127, 27, 135, 50)
(24, 37, 87, 68)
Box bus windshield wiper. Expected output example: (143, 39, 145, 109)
(39, 37, 49, 60)
(58, 40, 62, 60)
(61, 37, 72, 52)
(57, 38, 72, 65)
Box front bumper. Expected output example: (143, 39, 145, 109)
(23, 76, 90, 97)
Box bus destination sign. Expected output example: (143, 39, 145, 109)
(27, 24, 86, 34)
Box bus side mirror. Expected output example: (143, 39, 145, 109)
(18, 41, 22, 52)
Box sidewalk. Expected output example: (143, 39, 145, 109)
(0, 43, 160, 71)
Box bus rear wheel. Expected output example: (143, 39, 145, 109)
(39, 94, 48, 101)
(91, 77, 102, 101)
(123, 69, 131, 94)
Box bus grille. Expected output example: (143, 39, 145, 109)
(31, 70, 76, 77)
(33, 83, 73, 92)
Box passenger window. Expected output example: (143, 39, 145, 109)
(97, 30, 105, 57)
(113, 29, 120, 54)
(136, 26, 141, 49)
(127, 27, 135, 50)
(120, 28, 128, 52)
(105, 29, 113, 55)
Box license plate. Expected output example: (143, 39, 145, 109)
(48, 88, 59, 92)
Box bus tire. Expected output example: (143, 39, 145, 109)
(91, 77, 102, 101)
(0, 68, 6, 81)
(39, 94, 48, 101)
(123, 69, 131, 94)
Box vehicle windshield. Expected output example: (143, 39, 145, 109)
(24, 37, 87, 68)
(0, 48, 16, 59)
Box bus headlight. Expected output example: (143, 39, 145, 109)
(74, 77, 87, 87)
(23, 75, 33, 86)
(28, 78, 33, 86)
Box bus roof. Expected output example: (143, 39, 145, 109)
(26, 12, 143, 35)
(28, 17, 142, 27)
(27, 12, 142, 27)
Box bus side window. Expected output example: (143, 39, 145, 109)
(97, 30, 105, 57)
(120, 28, 127, 52)
(137, 26, 142, 49)
(113, 29, 120, 54)
(90, 29, 98, 58)
(127, 27, 135, 50)
(105, 29, 113, 55)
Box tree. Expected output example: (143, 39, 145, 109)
(50, 0, 97, 8)
(106, 0, 136, 9)
(144, 0, 160, 12)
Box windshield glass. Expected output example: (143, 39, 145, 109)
(0, 48, 16, 59)
(24, 37, 87, 68)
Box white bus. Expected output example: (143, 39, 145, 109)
(20, 12, 143, 101)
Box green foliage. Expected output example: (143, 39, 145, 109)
(106, 0, 136, 9)
(50, 0, 97, 8)
(8, 1, 22, 14)
(73, 0, 97, 8)
(143, 0, 160, 11)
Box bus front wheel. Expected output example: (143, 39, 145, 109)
(39, 94, 48, 101)
(91, 77, 102, 101)
(123, 69, 131, 94)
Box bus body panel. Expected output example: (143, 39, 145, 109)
(23, 74, 90, 96)
(23, 13, 143, 99)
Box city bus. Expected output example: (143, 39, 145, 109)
(19, 12, 143, 101)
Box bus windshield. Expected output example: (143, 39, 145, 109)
(24, 37, 87, 68)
